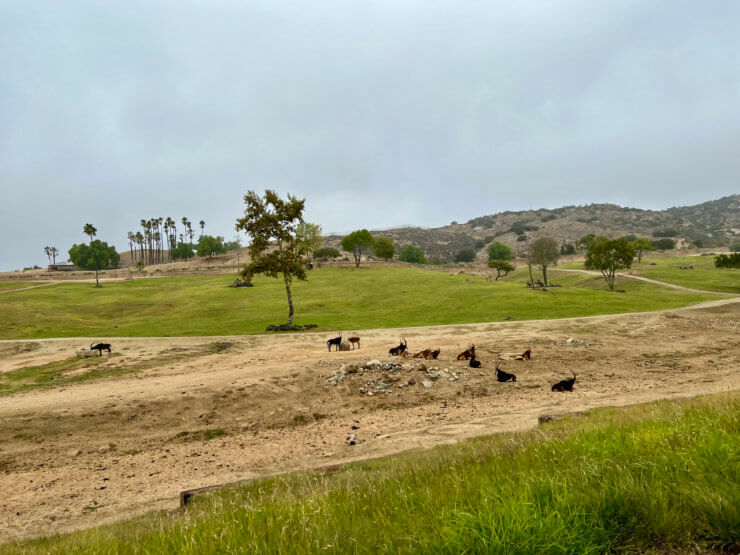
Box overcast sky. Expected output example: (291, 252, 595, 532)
(1, 1, 738, 270)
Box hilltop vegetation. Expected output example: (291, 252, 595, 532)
(321, 195, 739, 263)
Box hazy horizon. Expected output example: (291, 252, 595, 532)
(2, 1, 739, 270)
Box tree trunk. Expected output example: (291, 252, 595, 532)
(285, 276, 294, 326)
(527, 256, 534, 285)
(542, 264, 548, 285)
(95, 269, 100, 288)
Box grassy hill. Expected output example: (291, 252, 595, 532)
(0, 267, 720, 339)
(322, 194, 739, 263)
(7, 393, 737, 553)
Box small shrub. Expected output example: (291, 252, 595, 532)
(652, 238, 676, 250)
(454, 249, 476, 263)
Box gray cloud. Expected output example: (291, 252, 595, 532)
(1, 1, 738, 269)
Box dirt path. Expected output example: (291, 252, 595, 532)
(0, 298, 738, 543)
(556, 267, 735, 295)
(0, 283, 57, 295)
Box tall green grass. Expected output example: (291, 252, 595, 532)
(0, 267, 719, 339)
(8, 393, 738, 553)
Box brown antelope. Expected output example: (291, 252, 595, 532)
(412, 348, 432, 359)
(348, 336, 360, 349)
(457, 345, 475, 360)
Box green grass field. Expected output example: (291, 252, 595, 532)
(0, 267, 720, 339)
(7, 393, 737, 554)
(0, 281, 42, 292)
(563, 254, 740, 293)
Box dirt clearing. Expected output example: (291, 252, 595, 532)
(0, 299, 738, 542)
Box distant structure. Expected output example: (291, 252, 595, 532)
(48, 262, 80, 272)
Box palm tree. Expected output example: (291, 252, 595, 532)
(83, 224, 97, 242)
(187, 222, 194, 244)
(50, 247, 58, 264)
(199, 220, 205, 238)
(135, 232, 144, 263)
(44, 246, 52, 265)
(127, 232, 136, 263)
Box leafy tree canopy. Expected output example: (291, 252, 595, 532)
(584, 236, 635, 291)
(235, 190, 308, 327)
(652, 238, 676, 250)
(399, 245, 427, 264)
(560, 243, 576, 255)
(68, 240, 120, 287)
(196, 235, 226, 258)
(488, 242, 511, 261)
(171, 242, 195, 260)
(530, 237, 560, 285)
(373, 237, 395, 260)
(576, 234, 597, 250)
(314, 247, 340, 260)
(454, 249, 476, 263)
(488, 259, 515, 280)
(341, 229, 374, 268)
(714, 253, 740, 269)
(631, 238, 656, 262)
(296, 222, 323, 261)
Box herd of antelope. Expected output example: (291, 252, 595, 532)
(326, 334, 577, 391)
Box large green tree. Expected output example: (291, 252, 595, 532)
(631, 238, 656, 263)
(530, 237, 560, 285)
(68, 239, 120, 288)
(399, 245, 427, 264)
(171, 242, 195, 260)
(296, 222, 323, 264)
(584, 236, 635, 291)
(236, 190, 308, 327)
(488, 242, 511, 261)
(196, 235, 226, 259)
(373, 237, 395, 260)
(341, 229, 374, 268)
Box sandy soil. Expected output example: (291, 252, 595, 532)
(0, 298, 738, 543)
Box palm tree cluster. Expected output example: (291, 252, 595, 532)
(43, 246, 59, 265)
(127, 217, 203, 265)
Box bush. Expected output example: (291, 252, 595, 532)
(454, 249, 476, 263)
(714, 253, 740, 268)
(171, 243, 195, 260)
(488, 242, 511, 261)
(652, 238, 676, 250)
(560, 243, 575, 255)
(399, 245, 427, 264)
(730, 243, 740, 252)
(516, 235, 527, 242)
(314, 247, 340, 260)
(373, 237, 395, 260)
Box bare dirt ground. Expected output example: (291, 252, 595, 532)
(0, 298, 738, 543)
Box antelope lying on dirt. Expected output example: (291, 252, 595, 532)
(495, 361, 516, 382)
(552, 370, 577, 392)
(389, 338, 408, 356)
(457, 345, 475, 360)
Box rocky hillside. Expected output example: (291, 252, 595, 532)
(324, 194, 739, 263)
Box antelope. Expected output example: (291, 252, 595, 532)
(552, 370, 577, 392)
(90, 342, 112, 356)
(348, 336, 361, 349)
(430, 348, 441, 360)
(412, 348, 432, 359)
(469, 355, 482, 369)
(494, 361, 516, 382)
(457, 345, 475, 360)
(389, 338, 408, 356)
(327, 333, 342, 352)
